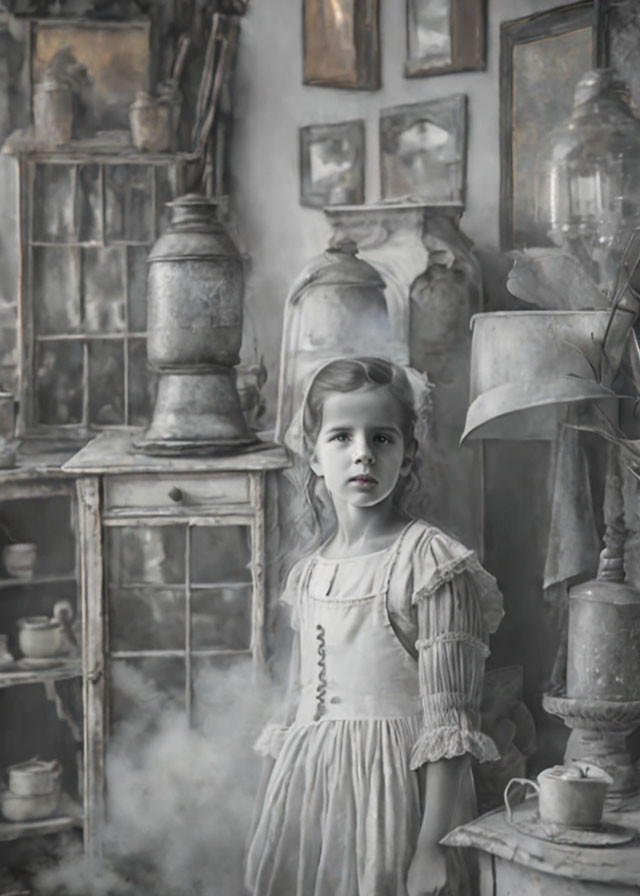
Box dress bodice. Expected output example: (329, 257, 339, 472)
(296, 522, 421, 724)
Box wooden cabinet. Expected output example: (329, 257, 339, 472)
(63, 431, 288, 856)
(0, 449, 84, 861)
(2, 135, 192, 439)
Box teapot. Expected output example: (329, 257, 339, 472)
(504, 761, 613, 829)
(17, 600, 76, 660)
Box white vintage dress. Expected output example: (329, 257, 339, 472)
(245, 519, 503, 896)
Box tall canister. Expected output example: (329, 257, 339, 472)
(567, 579, 640, 702)
(136, 193, 251, 454)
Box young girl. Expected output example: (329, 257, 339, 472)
(246, 357, 503, 896)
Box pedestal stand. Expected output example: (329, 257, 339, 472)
(544, 445, 640, 802)
(543, 693, 640, 798)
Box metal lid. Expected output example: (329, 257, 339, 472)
(148, 193, 240, 263)
(539, 762, 612, 783)
(166, 193, 221, 210)
(301, 236, 386, 290)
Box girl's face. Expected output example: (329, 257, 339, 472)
(310, 385, 414, 510)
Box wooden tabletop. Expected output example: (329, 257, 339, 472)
(62, 430, 290, 475)
(443, 799, 640, 887)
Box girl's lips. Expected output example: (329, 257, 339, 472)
(350, 475, 378, 486)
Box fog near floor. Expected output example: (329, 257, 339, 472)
(37, 661, 281, 896)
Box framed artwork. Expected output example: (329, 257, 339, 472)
(299, 120, 365, 208)
(405, 0, 486, 77)
(379, 94, 467, 205)
(303, 0, 381, 90)
(29, 18, 151, 133)
(596, 0, 640, 109)
(499, 2, 592, 249)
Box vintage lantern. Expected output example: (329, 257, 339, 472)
(536, 69, 640, 285)
(136, 193, 252, 455)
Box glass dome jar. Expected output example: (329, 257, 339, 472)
(536, 69, 640, 280)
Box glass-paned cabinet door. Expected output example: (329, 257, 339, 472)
(21, 156, 186, 437)
(0, 480, 83, 837)
(106, 521, 253, 733)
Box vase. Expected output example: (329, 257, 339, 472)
(33, 78, 73, 145)
(135, 193, 252, 455)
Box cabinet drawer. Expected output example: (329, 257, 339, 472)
(104, 473, 250, 511)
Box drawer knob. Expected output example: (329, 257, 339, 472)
(168, 486, 184, 503)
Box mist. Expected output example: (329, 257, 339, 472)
(36, 660, 282, 896)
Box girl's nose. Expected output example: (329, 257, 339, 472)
(353, 436, 374, 464)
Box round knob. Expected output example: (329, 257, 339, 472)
(168, 486, 184, 503)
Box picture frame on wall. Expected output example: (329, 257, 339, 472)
(379, 94, 467, 205)
(499, 2, 593, 249)
(299, 120, 365, 208)
(595, 0, 640, 110)
(303, 0, 381, 90)
(405, 0, 486, 77)
(29, 18, 151, 134)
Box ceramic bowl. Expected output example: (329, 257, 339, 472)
(7, 759, 61, 797)
(1, 786, 60, 822)
(2, 543, 37, 579)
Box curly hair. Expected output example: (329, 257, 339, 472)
(291, 357, 423, 552)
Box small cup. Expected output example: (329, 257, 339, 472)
(504, 762, 612, 829)
(17, 616, 64, 659)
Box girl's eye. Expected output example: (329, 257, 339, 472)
(329, 432, 350, 443)
(374, 433, 393, 444)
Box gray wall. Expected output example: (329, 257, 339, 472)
(230, 0, 568, 415)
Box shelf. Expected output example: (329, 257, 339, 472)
(0, 869, 30, 896)
(0, 802, 82, 843)
(0, 574, 76, 591)
(0, 661, 81, 689)
(109, 580, 252, 591)
(111, 649, 250, 659)
(3, 129, 197, 163)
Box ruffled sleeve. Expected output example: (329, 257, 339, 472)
(253, 559, 306, 759)
(409, 529, 504, 770)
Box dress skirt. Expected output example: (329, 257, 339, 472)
(246, 715, 423, 896)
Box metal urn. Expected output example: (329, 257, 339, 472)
(135, 193, 252, 455)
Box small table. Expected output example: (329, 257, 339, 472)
(444, 800, 640, 895)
